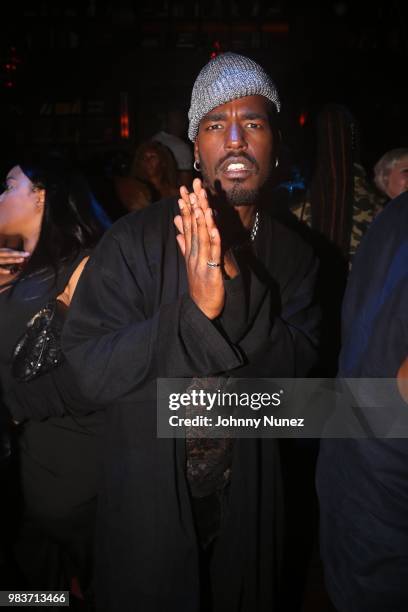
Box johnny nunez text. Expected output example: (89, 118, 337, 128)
(169, 415, 305, 429)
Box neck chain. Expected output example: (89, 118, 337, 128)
(250, 211, 259, 242)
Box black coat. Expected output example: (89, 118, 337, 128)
(63, 198, 320, 612)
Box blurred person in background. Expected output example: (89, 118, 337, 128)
(0, 154, 108, 603)
(153, 107, 194, 188)
(130, 140, 179, 203)
(374, 148, 408, 200)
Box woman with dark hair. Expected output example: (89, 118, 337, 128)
(0, 155, 108, 600)
(130, 140, 179, 203)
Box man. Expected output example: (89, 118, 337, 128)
(63, 53, 320, 611)
(317, 191, 408, 612)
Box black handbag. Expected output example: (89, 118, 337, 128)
(12, 299, 68, 382)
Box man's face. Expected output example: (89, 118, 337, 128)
(386, 156, 408, 199)
(194, 95, 276, 207)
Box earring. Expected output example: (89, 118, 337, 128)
(194, 160, 201, 172)
(275, 159, 279, 168)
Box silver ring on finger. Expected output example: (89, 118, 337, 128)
(207, 260, 221, 268)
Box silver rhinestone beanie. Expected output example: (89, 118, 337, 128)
(188, 52, 281, 142)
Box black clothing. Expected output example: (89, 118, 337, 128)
(317, 192, 408, 612)
(63, 198, 320, 611)
(0, 254, 104, 592)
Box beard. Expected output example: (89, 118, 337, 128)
(200, 158, 270, 207)
(221, 180, 260, 206)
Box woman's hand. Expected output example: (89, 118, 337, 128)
(0, 248, 30, 275)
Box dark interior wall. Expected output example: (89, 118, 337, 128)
(1, 1, 407, 171)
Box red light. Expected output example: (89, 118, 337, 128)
(120, 115, 129, 139)
(299, 112, 307, 127)
(120, 92, 130, 139)
(210, 40, 222, 59)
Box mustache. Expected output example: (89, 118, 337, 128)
(215, 153, 259, 173)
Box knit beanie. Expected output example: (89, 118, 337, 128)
(188, 52, 281, 142)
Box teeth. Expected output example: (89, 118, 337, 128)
(227, 163, 246, 171)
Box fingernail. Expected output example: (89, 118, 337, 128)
(178, 200, 184, 209)
(190, 194, 196, 205)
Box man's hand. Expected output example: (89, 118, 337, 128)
(174, 179, 225, 319)
(174, 179, 211, 252)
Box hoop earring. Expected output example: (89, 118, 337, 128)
(194, 160, 201, 172)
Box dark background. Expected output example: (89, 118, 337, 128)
(1, 4, 406, 608)
(1, 0, 407, 173)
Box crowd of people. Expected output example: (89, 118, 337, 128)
(0, 52, 407, 612)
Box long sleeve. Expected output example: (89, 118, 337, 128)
(217, 227, 320, 377)
(63, 228, 244, 405)
(4, 360, 100, 422)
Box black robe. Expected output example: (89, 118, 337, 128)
(62, 198, 320, 612)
